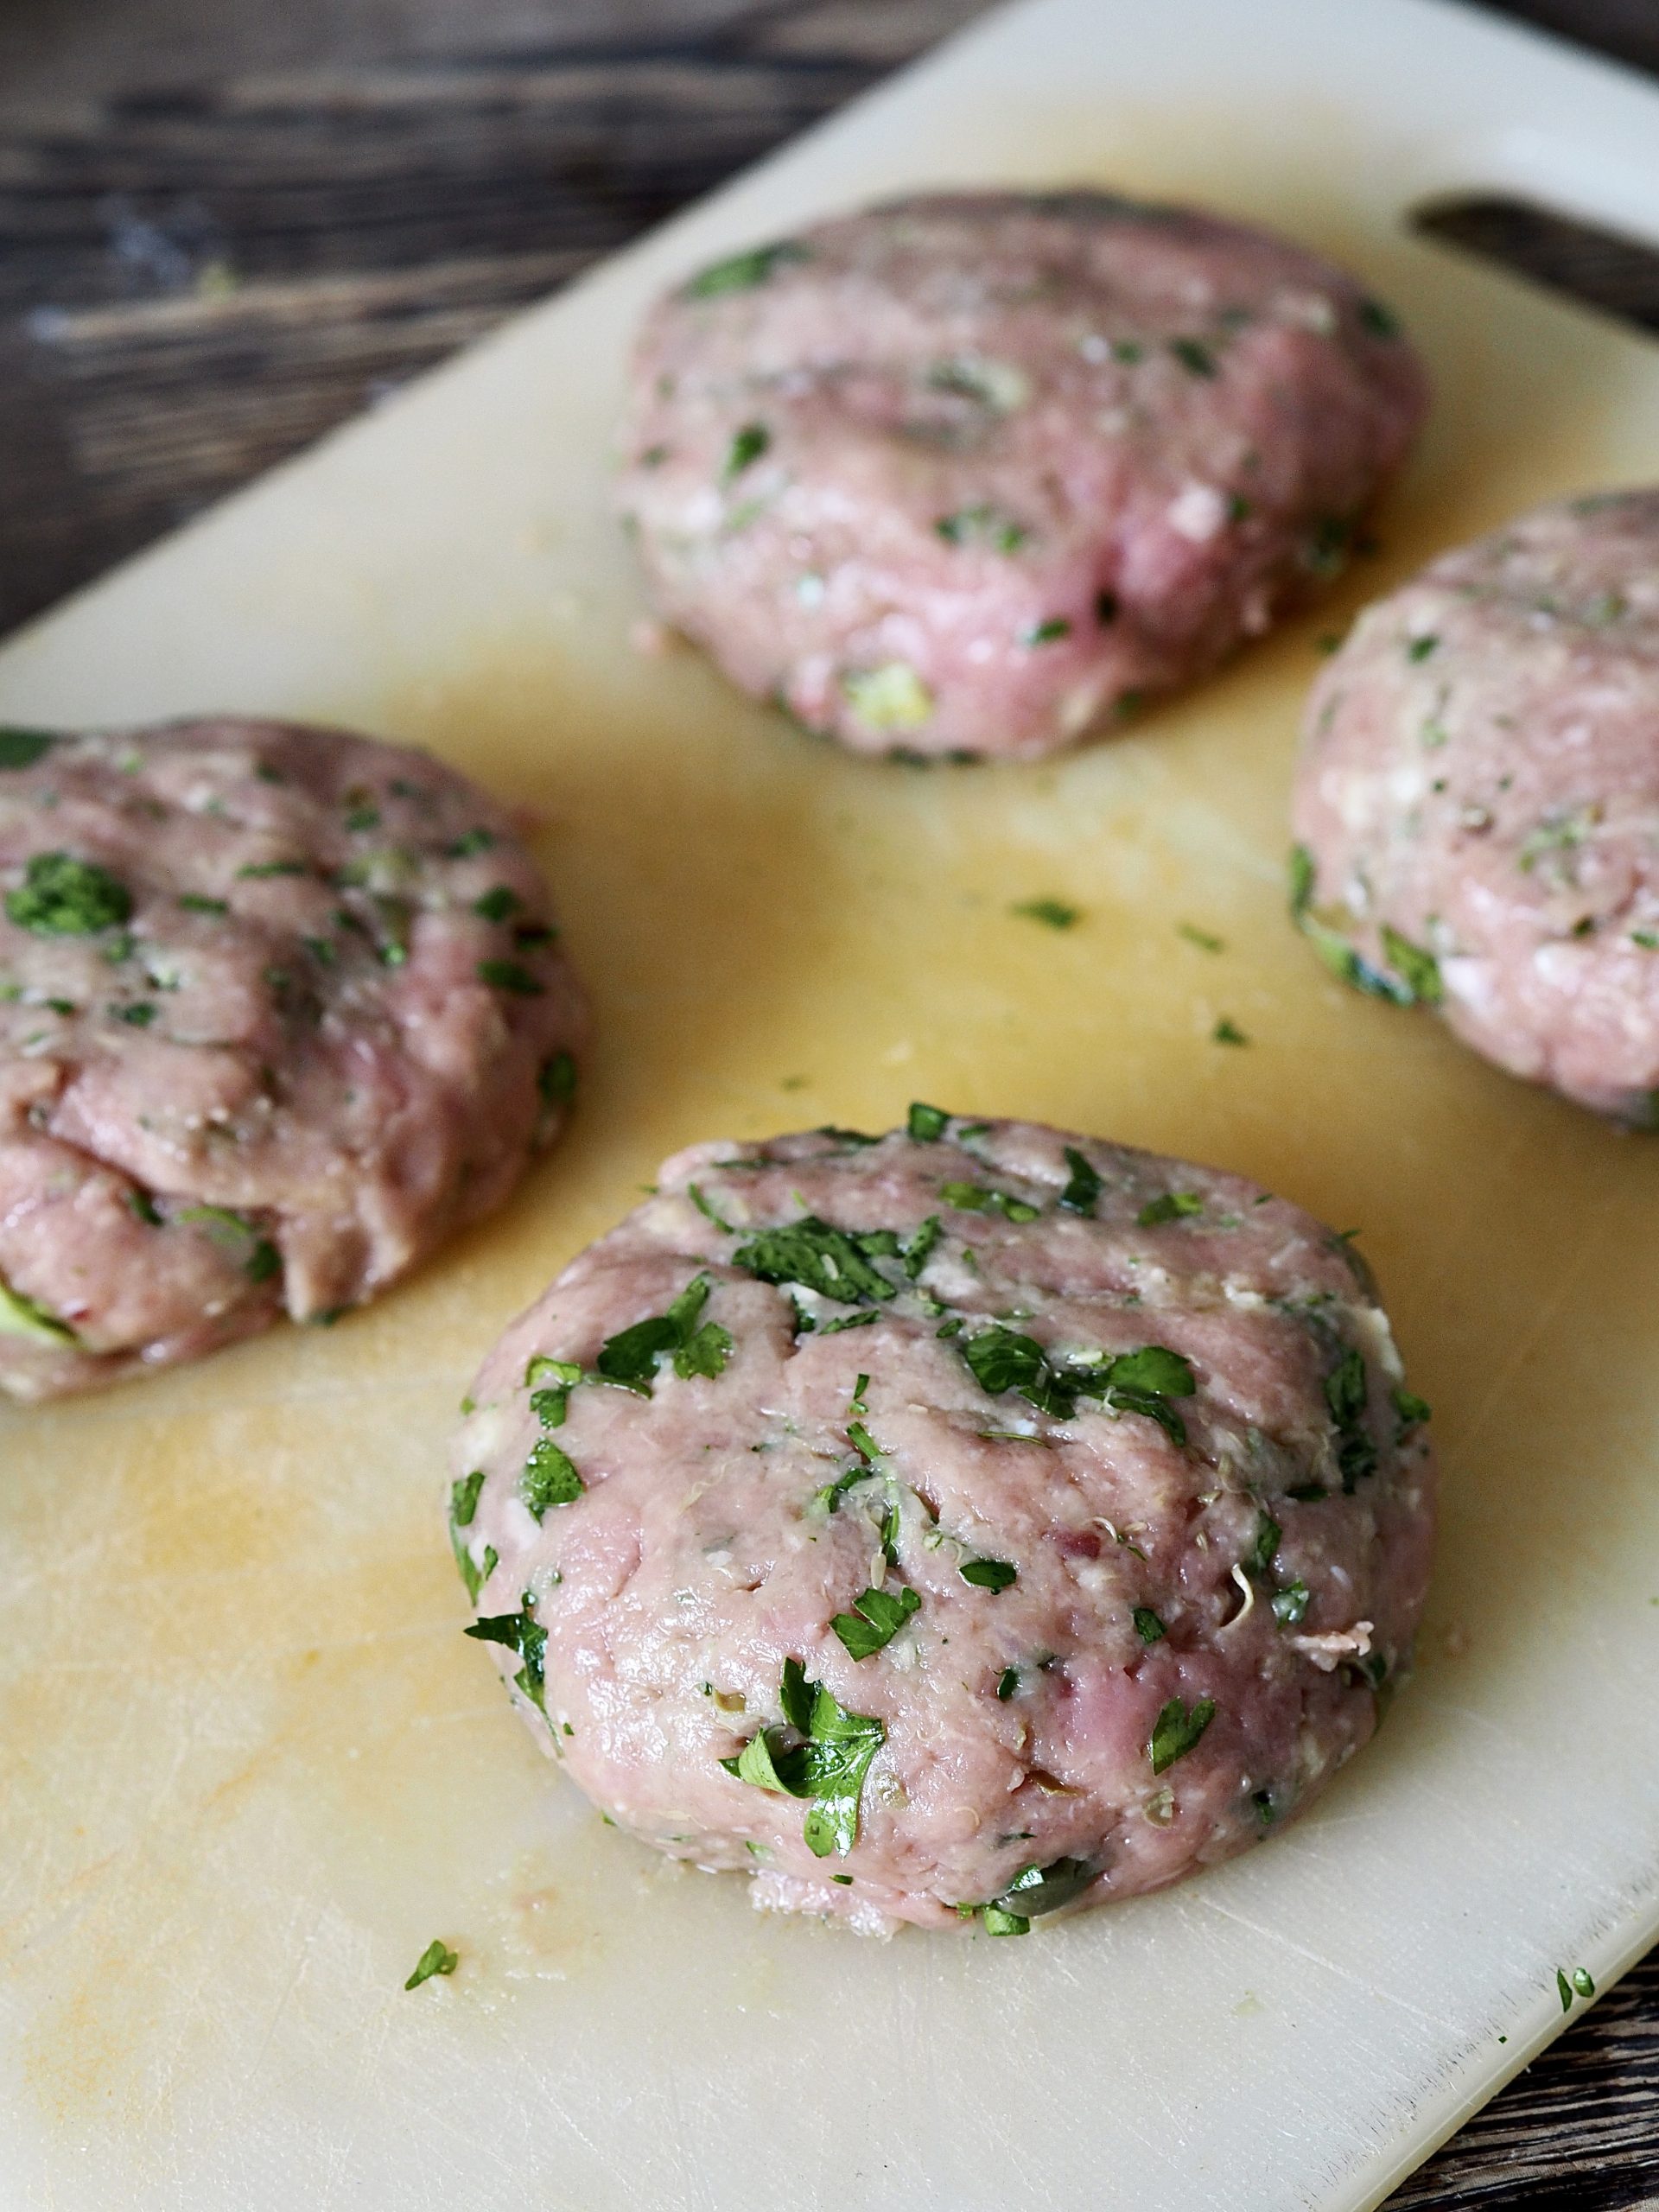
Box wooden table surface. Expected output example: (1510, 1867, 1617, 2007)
(2, 0, 1656, 2201)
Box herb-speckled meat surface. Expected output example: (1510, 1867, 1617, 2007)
(616, 190, 1428, 760)
(1291, 490, 1659, 1122)
(451, 1113, 1434, 1936)
(0, 717, 586, 1398)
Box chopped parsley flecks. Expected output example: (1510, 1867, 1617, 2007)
(907, 1101, 950, 1142)
(1379, 925, 1442, 1005)
(448, 1470, 490, 1599)
(1059, 1147, 1102, 1216)
(1212, 1016, 1249, 1046)
(127, 1188, 162, 1226)
(721, 1656, 884, 1858)
(688, 1180, 734, 1232)
(1149, 1694, 1216, 1774)
(901, 1215, 941, 1279)
(0, 727, 56, 770)
(1132, 1605, 1166, 1644)
(237, 859, 307, 880)
(683, 239, 809, 298)
(472, 884, 520, 922)
(1325, 1346, 1377, 1491)
(404, 1939, 459, 1991)
(446, 827, 496, 858)
(1289, 843, 1418, 1004)
(832, 1583, 920, 1660)
(996, 1666, 1020, 1700)
(936, 504, 1028, 553)
(1170, 337, 1217, 378)
(1271, 1580, 1310, 1627)
(464, 1592, 548, 1711)
(1358, 297, 1402, 338)
(842, 662, 934, 733)
(960, 1555, 1017, 1593)
(0, 1275, 75, 1344)
(1137, 1189, 1202, 1228)
(723, 422, 771, 481)
(1406, 633, 1440, 663)
(1391, 1385, 1431, 1434)
(177, 893, 229, 914)
(1246, 1511, 1282, 1578)
(595, 1273, 733, 1394)
(1010, 897, 1080, 929)
(538, 1050, 577, 1106)
(1558, 1967, 1596, 2010)
(477, 958, 544, 995)
(1022, 617, 1072, 647)
(733, 1216, 897, 1306)
(940, 1179, 1039, 1224)
(113, 1001, 156, 1027)
(6, 852, 132, 937)
(961, 1326, 1197, 1441)
(526, 1354, 583, 1429)
(177, 1204, 279, 1283)
(521, 1435, 582, 1517)
(1178, 922, 1224, 952)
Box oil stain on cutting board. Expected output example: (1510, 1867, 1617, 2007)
(3, 69, 1659, 2212)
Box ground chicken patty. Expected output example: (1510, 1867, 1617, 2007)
(451, 1112, 1434, 1936)
(0, 716, 586, 1398)
(1292, 490, 1659, 1122)
(616, 190, 1428, 760)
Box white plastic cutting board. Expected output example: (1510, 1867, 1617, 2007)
(3, 1, 1659, 2206)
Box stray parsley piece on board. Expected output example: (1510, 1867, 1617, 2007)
(723, 423, 771, 481)
(832, 1583, 921, 1660)
(448, 1470, 490, 1599)
(733, 1216, 897, 1306)
(1148, 1695, 1216, 1774)
(842, 662, 934, 734)
(1132, 1606, 1166, 1644)
(1325, 1346, 1377, 1491)
(960, 1555, 1017, 1592)
(960, 1326, 1197, 1440)
(1212, 1017, 1249, 1046)
(465, 1592, 549, 1712)
(1059, 1147, 1102, 1216)
(1010, 898, 1080, 929)
(1178, 922, 1224, 952)
(6, 852, 132, 937)
(595, 1272, 734, 1395)
(721, 1657, 885, 1858)
(404, 1939, 459, 1991)
(0, 727, 57, 769)
(907, 1101, 950, 1142)
(1379, 925, 1442, 1005)
(939, 1180, 1040, 1224)
(0, 1275, 76, 1344)
(521, 1436, 583, 1517)
(477, 958, 544, 995)
(683, 239, 809, 298)
(1137, 1190, 1203, 1228)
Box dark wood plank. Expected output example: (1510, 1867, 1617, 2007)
(0, 3, 1657, 2204)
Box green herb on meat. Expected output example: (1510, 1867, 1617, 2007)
(0, 1275, 76, 1344)
(1138, 1190, 1202, 1227)
(6, 852, 132, 937)
(960, 1556, 1017, 1592)
(1271, 1580, 1310, 1626)
(1325, 1346, 1377, 1490)
(723, 423, 770, 482)
(1288, 843, 1417, 1004)
(465, 1592, 548, 1712)
(1391, 1385, 1431, 1435)
(902, 1215, 942, 1281)
(1059, 1147, 1102, 1216)
(526, 1355, 583, 1429)
(448, 1470, 490, 1599)
(1021, 618, 1072, 647)
(112, 1001, 156, 1027)
(1379, 925, 1442, 1005)
(238, 860, 308, 880)
(1246, 1512, 1282, 1578)
(404, 1940, 458, 1991)
(688, 1181, 734, 1232)
(1170, 337, 1217, 377)
(477, 958, 544, 995)
(992, 1857, 1096, 1919)
(907, 1101, 950, 1141)
(538, 1051, 577, 1106)
(935, 504, 1028, 552)
(1148, 1695, 1215, 1774)
(1406, 633, 1439, 663)
(472, 884, 519, 921)
(960, 1325, 1196, 1440)
(996, 1666, 1020, 1700)
(0, 727, 56, 770)
(732, 1215, 897, 1306)
(683, 239, 809, 298)
(1010, 897, 1079, 928)
(446, 827, 496, 858)
(1358, 298, 1402, 339)
(832, 1584, 920, 1660)
(940, 1180, 1039, 1223)
(721, 1656, 885, 1858)
(177, 1204, 279, 1283)
(521, 1436, 582, 1517)
(1132, 1605, 1166, 1644)
(177, 893, 228, 914)
(127, 1189, 162, 1226)
(595, 1272, 733, 1394)
(842, 662, 934, 733)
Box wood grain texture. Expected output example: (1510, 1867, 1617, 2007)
(0, 2, 1656, 2203)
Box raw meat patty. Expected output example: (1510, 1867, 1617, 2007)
(0, 716, 586, 1399)
(616, 190, 1428, 760)
(1291, 489, 1659, 1122)
(451, 1111, 1434, 1936)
